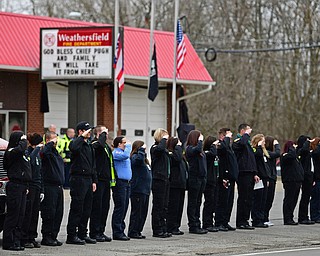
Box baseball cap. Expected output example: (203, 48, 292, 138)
(76, 121, 93, 132)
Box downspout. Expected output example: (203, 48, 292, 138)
(175, 82, 216, 135)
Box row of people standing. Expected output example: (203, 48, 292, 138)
(2, 121, 153, 250)
(5, 121, 320, 251)
(281, 136, 320, 225)
(150, 127, 239, 236)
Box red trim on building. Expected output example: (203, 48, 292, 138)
(0, 12, 213, 83)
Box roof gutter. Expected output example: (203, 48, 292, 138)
(175, 82, 216, 134)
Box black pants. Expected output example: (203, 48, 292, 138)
(67, 176, 93, 238)
(21, 186, 41, 243)
(236, 173, 254, 227)
(251, 179, 268, 225)
(187, 177, 206, 230)
(89, 180, 111, 238)
(64, 163, 71, 188)
(41, 185, 64, 240)
(264, 179, 276, 222)
(298, 178, 313, 222)
(167, 187, 185, 232)
(202, 184, 217, 228)
(2, 181, 27, 249)
(128, 193, 149, 236)
(215, 180, 235, 227)
(151, 179, 170, 235)
(283, 182, 301, 223)
(310, 181, 320, 221)
(111, 179, 131, 238)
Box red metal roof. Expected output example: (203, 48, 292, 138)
(0, 12, 213, 84)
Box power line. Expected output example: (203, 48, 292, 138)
(198, 43, 320, 62)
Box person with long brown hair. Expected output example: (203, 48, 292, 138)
(186, 130, 208, 234)
(310, 137, 320, 222)
(251, 134, 271, 228)
(128, 140, 152, 239)
(263, 136, 280, 226)
(166, 137, 188, 235)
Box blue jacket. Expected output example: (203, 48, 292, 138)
(113, 144, 132, 181)
(130, 147, 152, 195)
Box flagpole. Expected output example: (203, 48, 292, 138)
(114, 0, 119, 137)
(172, 0, 179, 136)
(145, 0, 155, 145)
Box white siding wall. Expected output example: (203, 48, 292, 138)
(121, 86, 166, 149)
(44, 82, 68, 135)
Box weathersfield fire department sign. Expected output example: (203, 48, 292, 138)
(40, 27, 113, 81)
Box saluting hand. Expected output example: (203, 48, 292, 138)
(82, 128, 92, 138)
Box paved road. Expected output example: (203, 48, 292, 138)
(1, 181, 320, 256)
(231, 247, 320, 256)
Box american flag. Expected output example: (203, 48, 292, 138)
(114, 33, 124, 92)
(176, 20, 186, 78)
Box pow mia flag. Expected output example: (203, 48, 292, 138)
(148, 43, 159, 101)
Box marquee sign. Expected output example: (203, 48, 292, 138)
(40, 27, 113, 81)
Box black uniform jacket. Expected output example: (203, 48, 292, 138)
(266, 144, 281, 181)
(253, 146, 271, 180)
(27, 146, 42, 190)
(150, 138, 170, 181)
(69, 136, 98, 183)
(232, 133, 257, 175)
(217, 137, 239, 182)
(280, 147, 304, 183)
(297, 140, 314, 183)
(169, 145, 188, 189)
(91, 132, 113, 182)
(41, 141, 65, 186)
(4, 138, 32, 183)
(186, 140, 207, 179)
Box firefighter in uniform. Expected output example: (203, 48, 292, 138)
(89, 126, 116, 242)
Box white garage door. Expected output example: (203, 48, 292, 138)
(121, 86, 167, 150)
(44, 82, 68, 135)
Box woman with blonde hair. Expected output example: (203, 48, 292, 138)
(150, 128, 171, 238)
(251, 134, 271, 228)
